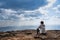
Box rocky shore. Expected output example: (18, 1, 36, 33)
(0, 30, 60, 40)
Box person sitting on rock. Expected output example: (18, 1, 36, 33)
(37, 21, 46, 35)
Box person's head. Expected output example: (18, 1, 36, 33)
(40, 21, 44, 24)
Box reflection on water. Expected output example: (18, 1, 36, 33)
(0, 25, 60, 32)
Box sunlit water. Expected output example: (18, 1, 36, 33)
(0, 25, 60, 32)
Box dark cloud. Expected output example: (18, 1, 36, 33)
(0, 0, 48, 10)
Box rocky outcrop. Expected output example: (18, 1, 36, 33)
(0, 30, 60, 40)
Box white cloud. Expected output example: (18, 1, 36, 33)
(37, 0, 56, 15)
(0, 16, 60, 27)
(45, 16, 60, 25)
(22, 0, 56, 18)
(0, 8, 17, 20)
(45, 0, 56, 8)
(52, 5, 60, 13)
(1, 9, 17, 15)
(0, 0, 60, 27)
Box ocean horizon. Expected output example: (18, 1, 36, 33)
(0, 25, 60, 32)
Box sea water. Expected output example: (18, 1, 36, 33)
(0, 25, 60, 32)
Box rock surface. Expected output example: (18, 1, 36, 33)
(0, 30, 60, 40)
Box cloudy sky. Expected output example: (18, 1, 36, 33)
(0, 0, 60, 27)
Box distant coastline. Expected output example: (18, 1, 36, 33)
(0, 25, 60, 32)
